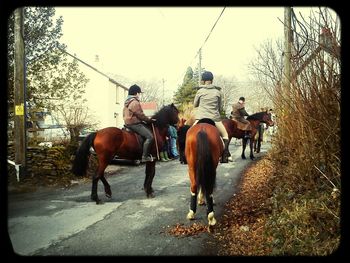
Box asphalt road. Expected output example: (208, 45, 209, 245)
(7, 141, 270, 256)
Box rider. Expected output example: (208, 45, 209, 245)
(192, 71, 230, 163)
(231, 96, 252, 139)
(123, 84, 156, 163)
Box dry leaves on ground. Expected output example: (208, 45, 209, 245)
(213, 156, 275, 255)
(166, 222, 208, 237)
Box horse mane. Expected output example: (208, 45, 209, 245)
(152, 104, 178, 128)
(246, 111, 266, 121)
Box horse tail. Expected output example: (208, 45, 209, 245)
(195, 130, 216, 196)
(71, 132, 97, 176)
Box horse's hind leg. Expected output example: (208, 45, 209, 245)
(187, 191, 197, 220)
(198, 187, 205, 205)
(206, 192, 216, 232)
(241, 138, 247, 159)
(100, 176, 112, 198)
(249, 139, 255, 160)
(91, 157, 109, 204)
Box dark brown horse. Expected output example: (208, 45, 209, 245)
(253, 123, 266, 153)
(223, 111, 274, 160)
(185, 119, 223, 230)
(176, 118, 190, 164)
(72, 103, 179, 204)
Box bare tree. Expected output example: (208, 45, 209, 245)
(55, 103, 98, 146)
(213, 75, 239, 116)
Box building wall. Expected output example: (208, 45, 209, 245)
(78, 63, 127, 129)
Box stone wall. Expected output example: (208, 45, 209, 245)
(7, 145, 72, 178)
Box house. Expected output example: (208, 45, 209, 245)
(140, 102, 158, 117)
(58, 48, 129, 129)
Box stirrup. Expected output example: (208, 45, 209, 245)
(141, 155, 153, 163)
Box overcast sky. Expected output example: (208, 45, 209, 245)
(54, 7, 321, 95)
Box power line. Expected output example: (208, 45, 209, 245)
(176, 7, 226, 85)
(196, 7, 226, 56)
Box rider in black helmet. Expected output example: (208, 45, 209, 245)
(123, 84, 156, 162)
(192, 71, 230, 163)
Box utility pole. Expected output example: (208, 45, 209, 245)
(283, 7, 292, 95)
(198, 48, 202, 85)
(13, 7, 26, 179)
(162, 79, 165, 106)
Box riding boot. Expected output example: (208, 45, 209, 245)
(141, 139, 153, 162)
(221, 139, 230, 163)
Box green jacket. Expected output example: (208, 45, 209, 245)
(193, 84, 222, 122)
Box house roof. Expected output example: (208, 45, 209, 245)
(140, 102, 158, 110)
(140, 102, 158, 117)
(56, 46, 128, 91)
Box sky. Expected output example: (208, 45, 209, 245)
(53, 7, 318, 96)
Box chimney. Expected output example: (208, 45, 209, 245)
(93, 54, 103, 71)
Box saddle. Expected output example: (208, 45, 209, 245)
(196, 118, 216, 126)
(231, 118, 251, 131)
(122, 125, 145, 146)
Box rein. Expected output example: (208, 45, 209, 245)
(151, 123, 160, 160)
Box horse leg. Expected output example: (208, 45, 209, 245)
(257, 139, 261, 153)
(250, 139, 255, 160)
(198, 187, 205, 205)
(91, 176, 101, 204)
(227, 138, 233, 162)
(187, 170, 197, 220)
(144, 161, 156, 198)
(253, 139, 257, 152)
(241, 138, 247, 159)
(206, 192, 216, 232)
(100, 175, 112, 198)
(91, 157, 109, 204)
(187, 191, 197, 220)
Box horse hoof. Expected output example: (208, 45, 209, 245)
(91, 195, 103, 204)
(198, 200, 206, 206)
(147, 193, 155, 198)
(105, 193, 112, 198)
(187, 210, 195, 220)
(208, 211, 217, 226)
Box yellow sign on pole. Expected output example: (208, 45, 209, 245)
(15, 103, 24, 116)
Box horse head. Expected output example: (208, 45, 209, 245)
(247, 111, 274, 127)
(153, 103, 179, 128)
(263, 111, 274, 126)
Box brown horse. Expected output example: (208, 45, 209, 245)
(223, 111, 274, 160)
(72, 103, 179, 204)
(185, 119, 223, 230)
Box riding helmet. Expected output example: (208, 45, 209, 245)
(201, 71, 214, 81)
(128, 84, 142, 95)
(239, 97, 245, 101)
